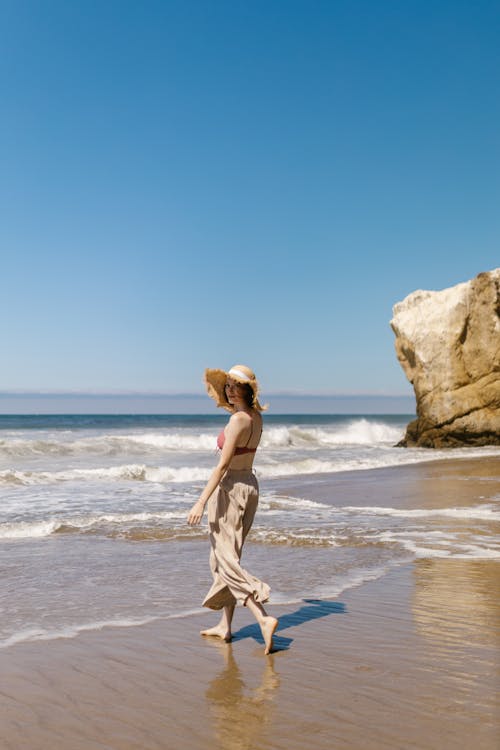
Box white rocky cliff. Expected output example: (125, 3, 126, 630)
(391, 269, 500, 447)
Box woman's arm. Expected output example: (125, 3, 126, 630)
(187, 414, 246, 525)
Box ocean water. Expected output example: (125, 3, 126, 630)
(1, 414, 499, 650)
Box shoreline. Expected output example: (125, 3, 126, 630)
(265, 449, 500, 481)
(265, 452, 500, 500)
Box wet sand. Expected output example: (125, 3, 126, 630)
(1, 455, 499, 749)
(1, 561, 499, 750)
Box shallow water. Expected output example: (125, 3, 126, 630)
(1, 414, 499, 649)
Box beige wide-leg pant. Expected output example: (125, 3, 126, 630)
(202, 469, 270, 610)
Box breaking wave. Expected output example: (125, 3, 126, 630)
(0, 432, 216, 458)
(0, 509, 196, 540)
(0, 464, 212, 486)
(0, 419, 404, 459)
(261, 420, 404, 447)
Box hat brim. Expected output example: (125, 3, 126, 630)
(204, 368, 266, 412)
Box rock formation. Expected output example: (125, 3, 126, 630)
(391, 269, 500, 447)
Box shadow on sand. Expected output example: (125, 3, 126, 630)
(232, 598, 346, 652)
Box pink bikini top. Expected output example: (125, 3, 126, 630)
(217, 420, 260, 455)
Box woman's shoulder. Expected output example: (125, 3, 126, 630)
(231, 410, 262, 427)
(229, 410, 262, 426)
(229, 411, 252, 426)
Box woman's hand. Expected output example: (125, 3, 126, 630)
(187, 499, 206, 526)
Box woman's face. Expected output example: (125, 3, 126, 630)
(225, 378, 244, 405)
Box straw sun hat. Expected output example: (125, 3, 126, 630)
(204, 365, 267, 412)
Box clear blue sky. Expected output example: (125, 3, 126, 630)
(1, 0, 498, 401)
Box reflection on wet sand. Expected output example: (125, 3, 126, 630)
(412, 559, 500, 649)
(205, 643, 280, 750)
(411, 558, 500, 723)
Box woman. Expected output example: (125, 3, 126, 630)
(187, 364, 278, 655)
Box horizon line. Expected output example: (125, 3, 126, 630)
(0, 390, 413, 399)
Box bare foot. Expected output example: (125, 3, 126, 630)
(261, 616, 278, 655)
(200, 625, 232, 642)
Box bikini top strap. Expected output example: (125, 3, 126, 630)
(244, 418, 254, 447)
(243, 416, 263, 448)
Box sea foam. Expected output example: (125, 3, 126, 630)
(343, 504, 500, 521)
(261, 419, 404, 447)
(0, 509, 192, 540)
(0, 419, 403, 460)
(0, 464, 212, 486)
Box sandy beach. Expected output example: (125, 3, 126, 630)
(1, 454, 499, 750)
